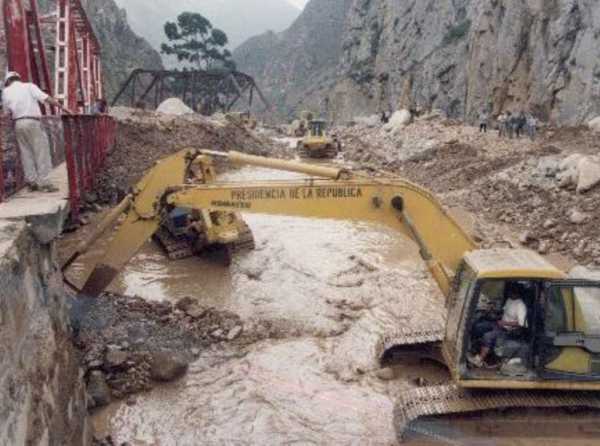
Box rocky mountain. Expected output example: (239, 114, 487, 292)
(80, 0, 163, 100)
(112, 0, 302, 65)
(235, 0, 600, 125)
(234, 0, 352, 119)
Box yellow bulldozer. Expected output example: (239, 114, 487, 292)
(64, 149, 600, 440)
(296, 119, 341, 159)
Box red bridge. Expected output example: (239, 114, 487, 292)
(1, 0, 116, 219)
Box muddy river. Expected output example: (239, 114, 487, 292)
(63, 166, 599, 445)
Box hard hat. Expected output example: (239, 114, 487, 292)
(4, 71, 21, 85)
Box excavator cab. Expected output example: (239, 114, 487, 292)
(445, 250, 600, 388)
(308, 119, 326, 137)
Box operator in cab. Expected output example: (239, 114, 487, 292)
(468, 283, 528, 368)
(2, 71, 70, 192)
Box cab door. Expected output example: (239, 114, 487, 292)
(539, 280, 600, 379)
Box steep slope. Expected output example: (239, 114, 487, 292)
(234, 0, 352, 119)
(80, 0, 163, 101)
(112, 0, 301, 62)
(235, 0, 600, 125)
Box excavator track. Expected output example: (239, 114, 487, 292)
(231, 222, 255, 253)
(378, 326, 445, 365)
(394, 384, 600, 441)
(153, 227, 194, 260)
(298, 144, 338, 160)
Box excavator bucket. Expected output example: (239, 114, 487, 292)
(80, 214, 159, 296)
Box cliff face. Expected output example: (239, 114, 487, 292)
(80, 0, 164, 101)
(235, 0, 600, 125)
(234, 0, 353, 119)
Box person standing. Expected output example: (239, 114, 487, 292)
(479, 109, 489, 133)
(505, 111, 514, 139)
(2, 71, 70, 192)
(497, 112, 507, 138)
(527, 113, 537, 141)
(516, 111, 527, 138)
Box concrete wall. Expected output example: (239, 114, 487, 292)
(0, 220, 90, 446)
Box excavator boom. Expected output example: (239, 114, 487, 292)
(167, 177, 475, 295)
(76, 149, 476, 297)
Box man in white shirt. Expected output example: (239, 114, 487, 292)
(468, 285, 528, 368)
(2, 71, 69, 192)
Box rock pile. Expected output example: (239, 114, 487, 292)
(335, 117, 600, 266)
(588, 116, 600, 133)
(73, 293, 245, 409)
(94, 107, 279, 205)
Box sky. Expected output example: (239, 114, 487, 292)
(287, 0, 308, 9)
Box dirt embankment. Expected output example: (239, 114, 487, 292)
(93, 108, 291, 205)
(336, 117, 600, 266)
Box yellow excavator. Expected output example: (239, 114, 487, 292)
(296, 119, 341, 159)
(151, 153, 254, 262)
(64, 149, 600, 440)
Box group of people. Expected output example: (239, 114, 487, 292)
(479, 110, 538, 141)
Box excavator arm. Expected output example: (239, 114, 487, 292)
(73, 149, 477, 297)
(167, 177, 475, 295)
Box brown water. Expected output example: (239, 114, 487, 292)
(65, 165, 446, 444)
(64, 166, 598, 445)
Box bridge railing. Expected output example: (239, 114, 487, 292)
(62, 115, 116, 219)
(0, 115, 116, 219)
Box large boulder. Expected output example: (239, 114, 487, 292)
(384, 109, 412, 133)
(576, 157, 600, 193)
(556, 153, 600, 192)
(149, 351, 189, 382)
(156, 98, 194, 115)
(87, 371, 112, 408)
(588, 116, 600, 133)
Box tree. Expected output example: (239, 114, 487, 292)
(161, 12, 236, 71)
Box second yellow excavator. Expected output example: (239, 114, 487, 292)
(296, 119, 341, 159)
(64, 149, 600, 441)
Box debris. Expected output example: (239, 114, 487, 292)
(105, 349, 128, 368)
(576, 157, 600, 193)
(226, 325, 243, 341)
(384, 109, 412, 133)
(149, 351, 189, 382)
(538, 241, 550, 255)
(376, 367, 395, 381)
(588, 116, 600, 133)
(519, 231, 533, 245)
(87, 371, 112, 408)
(175, 296, 196, 312)
(569, 209, 589, 225)
(353, 115, 380, 127)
